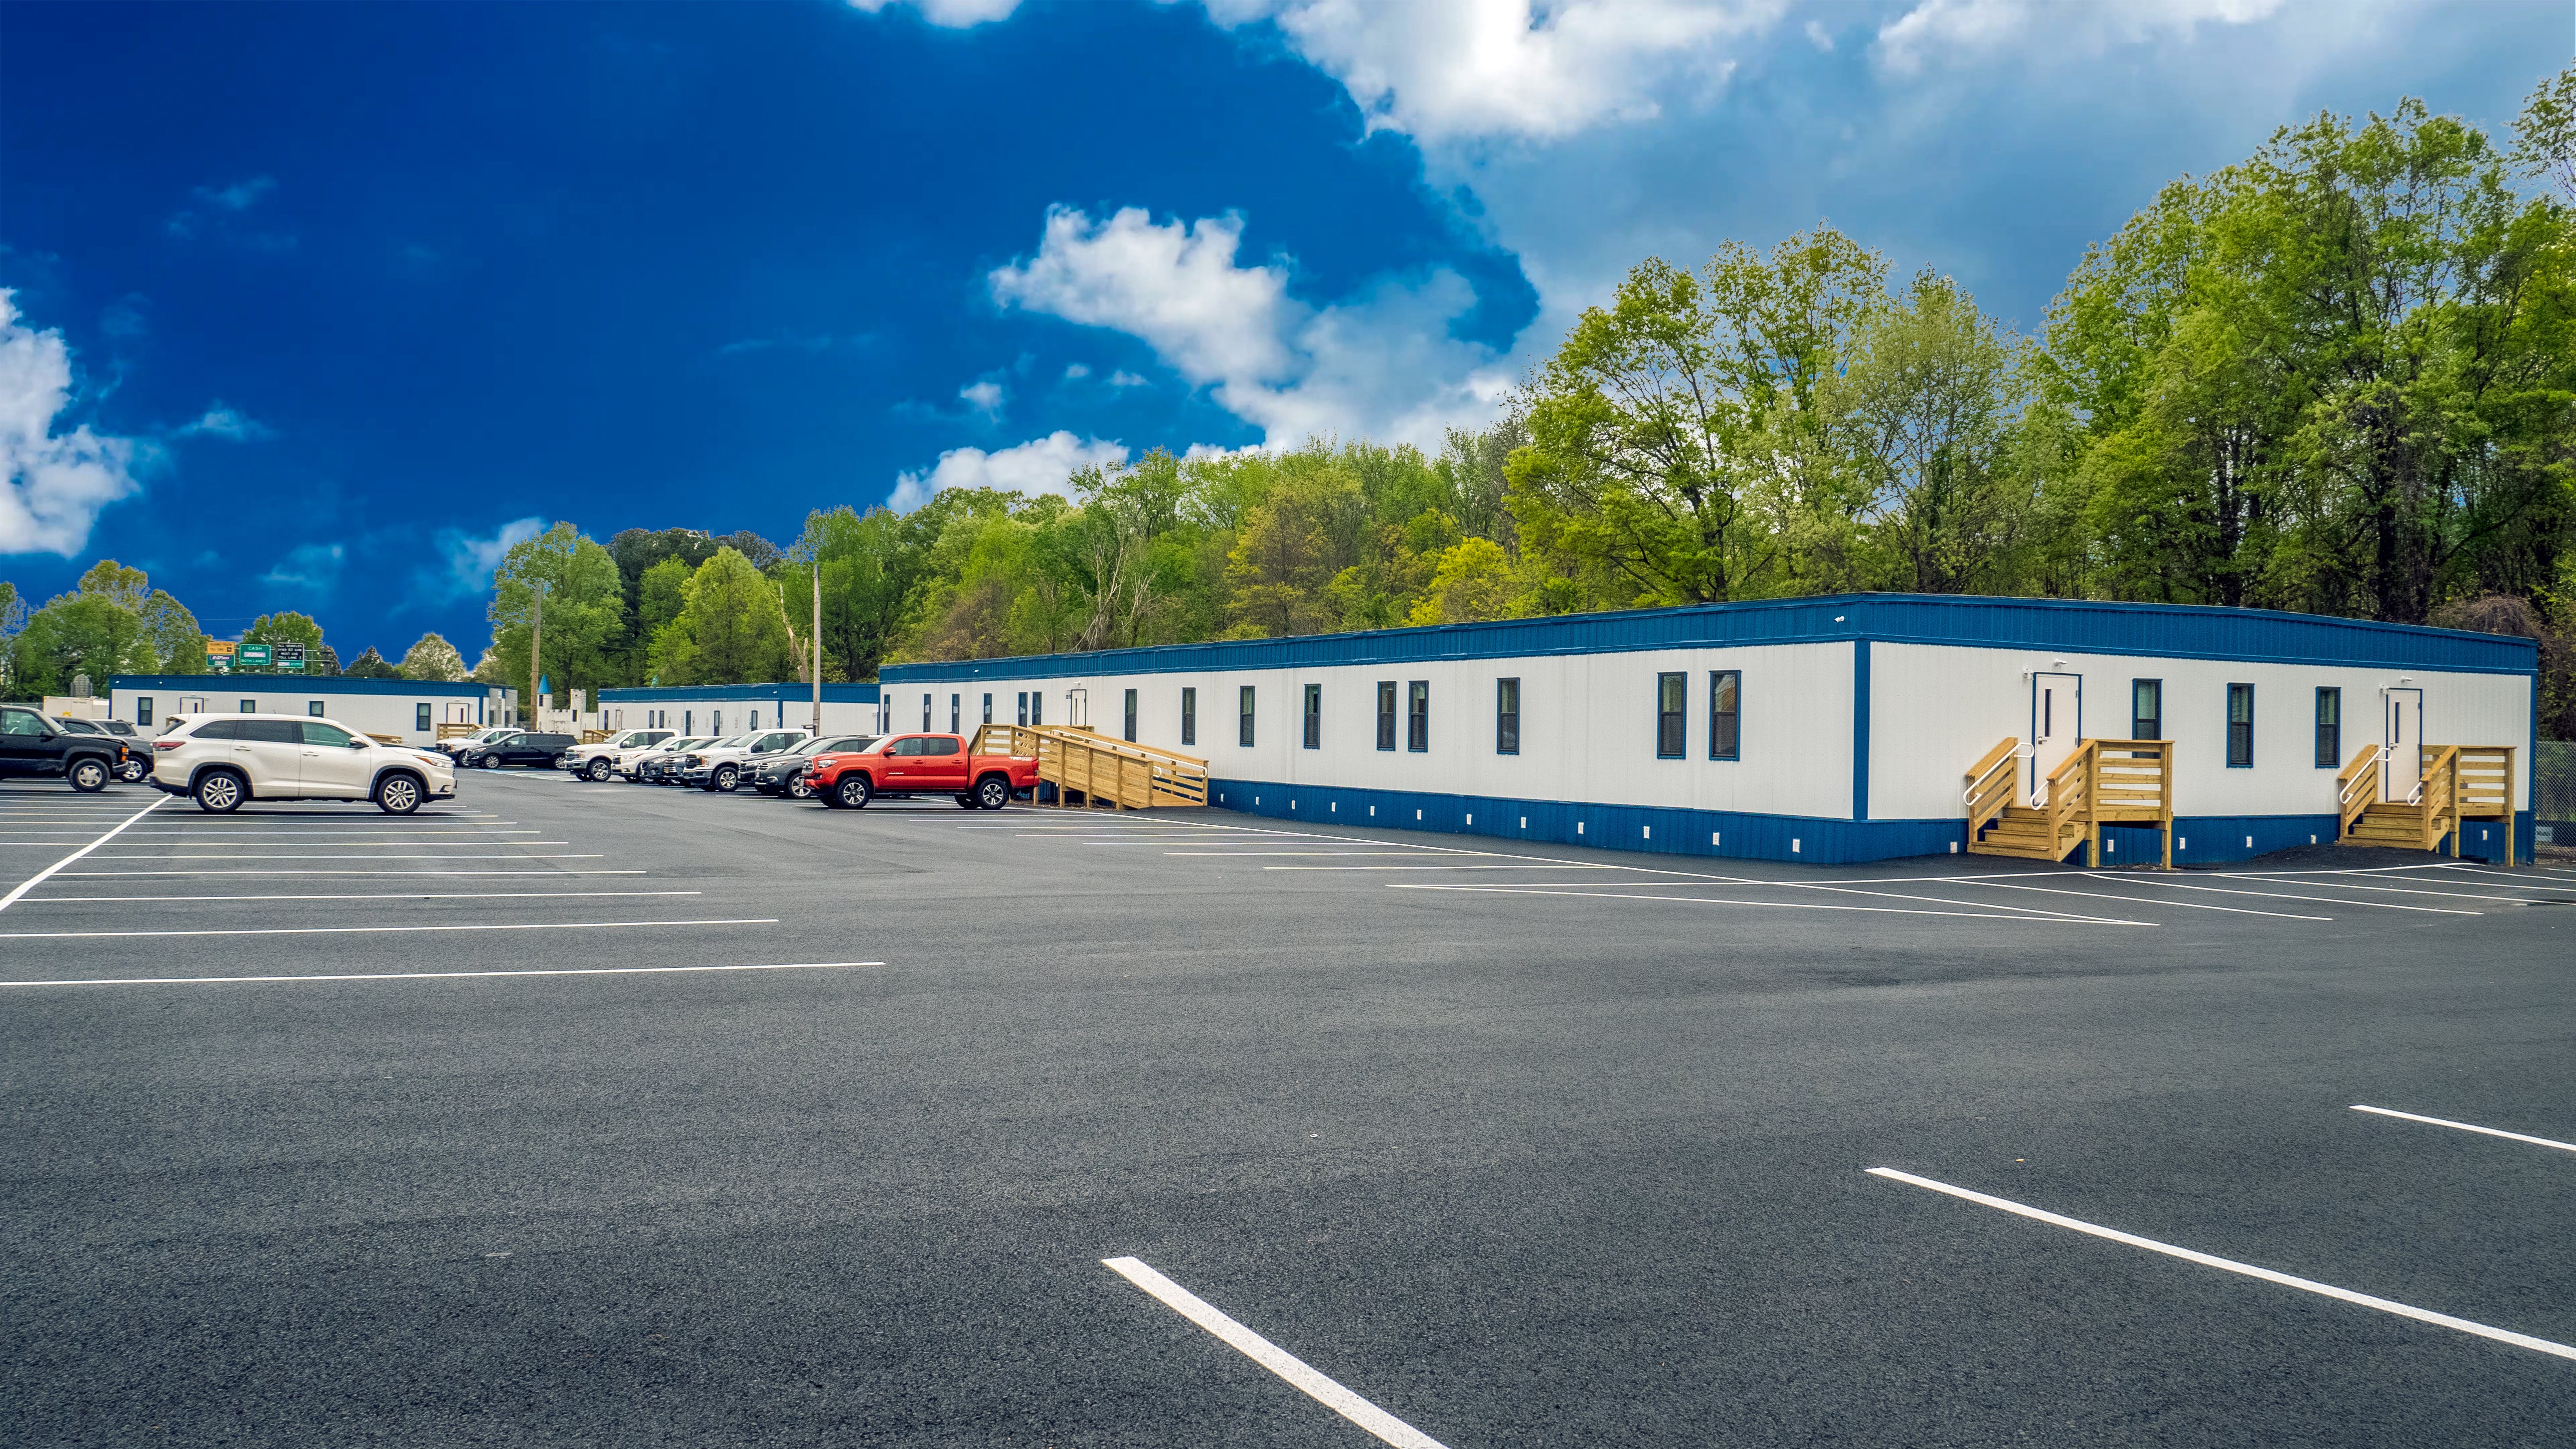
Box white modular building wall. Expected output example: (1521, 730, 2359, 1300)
(1869, 644, 2536, 824)
(108, 677, 506, 746)
(881, 596, 2540, 865)
(906, 642, 1857, 825)
(598, 685, 882, 738)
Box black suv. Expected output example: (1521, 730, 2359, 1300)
(0, 705, 129, 791)
(750, 733, 878, 798)
(459, 731, 576, 769)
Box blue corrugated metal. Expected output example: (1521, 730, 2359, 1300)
(882, 594, 2536, 685)
(111, 674, 492, 698)
(599, 682, 880, 704)
(1195, 778, 2530, 867)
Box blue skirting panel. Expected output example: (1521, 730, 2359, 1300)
(1202, 779, 2538, 867)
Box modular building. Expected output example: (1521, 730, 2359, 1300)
(879, 594, 2539, 867)
(598, 682, 882, 738)
(107, 676, 515, 745)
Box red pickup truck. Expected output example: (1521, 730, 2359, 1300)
(805, 732, 1037, 810)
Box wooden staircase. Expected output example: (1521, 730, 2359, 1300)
(1964, 736, 2175, 866)
(971, 723, 1209, 810)
(2336, 743, 2517, 864)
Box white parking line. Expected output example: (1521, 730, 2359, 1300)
(1867, 1167, 2576, 1361)
(85, 852, 604, 861)
(1101, 1257, 1450, 1449)
(1953, 877, 2331, 921)
(0, 796, 166, 915)
(2210, 874, 2548, 905)
(2350, 1105, 2576, 1154)
(0, 960, 881, 988)
(1388, 883, 2153, 925)
(19, 891, 703, 904)
(0, 917, 776, 940)
(2090, 876, 2479, 915)
(60, 868, 646, 878)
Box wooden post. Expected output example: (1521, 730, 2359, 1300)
(2504, 747, 2517, 868)
(2159, 739, 2174, 869)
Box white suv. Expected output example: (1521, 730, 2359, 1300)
(562, 728, 675, 781)
(153, 714, 459, 813)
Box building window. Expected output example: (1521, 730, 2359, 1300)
(1238, 685, 1256, 747)
(1407, 681, 1429, 752)
(2227, 683, 2254, 767)
(684, 710, 692, 734)
(1124, 688, 1139, 743)
(2131, 679, 2162, 740)
(751, 711, 761, 731)
(137, 697, 154, 727)
(1375, 681, 1397, 751)
(712, 711, 722, 735)
(306, 700, 323, 717)
(416, 704, 432, 732)
(2315, 687, 2341, 767)
(1017, 691, 1029, 726)
(240, 699, 257, 715)
(1496, 678, 1519, 755)
(1030, 691, 1043, 726)
(1708, 670, 1740, 761)
(1656, 672, 1686, 758)
(1303, 683, 1321, 749)
(983, 693, 994, 725)
(1181, 687, 1197, 747)
(950, 694, 961, 733)
(921, 694, 931, 731)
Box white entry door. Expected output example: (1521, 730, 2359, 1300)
(2384, 688, 2424, 802)
(2029, 672, 2082, 806)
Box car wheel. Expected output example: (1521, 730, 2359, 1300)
(117, 757, 149, 783)
(194, 769, 246, 813)
(375, 773, 422, 815)
(975, 774, 1011, 811)
(586, 759, 613, 782)
(477, 754, 500, 769)
(954, 792, 978, 809)
(713, 764, 739, 792)
(835, 775, 871, 809)
(787, 777, 814, 800)
(68, 757, 111, 792)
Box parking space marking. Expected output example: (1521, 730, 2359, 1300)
(1867, 1167, 2576, 1362)
(62, 861, 654, 877)
(2208, 874, 2549, 905)
(1389, 883, 2153, 925)
(0, 917, 776, 940)
(85, 852, 604, 861)
(1102, 1257, 1451, 1449)
(2350, 1105, 2576, 1154)
(20, 890, 703, 904)
(1949, 877, 2332, 921)
(0, 960, 881, 989)
(2083, 875, 2480, 915)
(0, 796, 167, 914)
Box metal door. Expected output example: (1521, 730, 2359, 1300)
(2028, 672, 2082, 806)
(2384, 688, 2423, 802)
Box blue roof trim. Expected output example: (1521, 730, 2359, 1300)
(880, 594, 2538, 683)
(111, 674, 495, 697)
(598, 682, 880, 704)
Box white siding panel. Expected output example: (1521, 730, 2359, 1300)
(1871, 644, 2533, 819)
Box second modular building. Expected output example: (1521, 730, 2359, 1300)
(879, 594, 2539, 866)
(598, 682, 882, 738)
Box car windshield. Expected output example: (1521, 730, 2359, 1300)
(56, 718, 103, 734)
(709, 734, 755, 748)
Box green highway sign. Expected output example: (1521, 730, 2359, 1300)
(237, 642, 272, 667)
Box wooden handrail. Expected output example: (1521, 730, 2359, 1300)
(2045, 739, 2097, 861)
(2336, 743, 2382, 842)
(1963, 736, 2021, 839)
(975, 722, 1209, 809)
(2420, 745, 2460, 854)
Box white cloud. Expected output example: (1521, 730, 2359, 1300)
(958, 378, 1007, 417)
(1107, 370, 1148, 387)
(846, 0, 1023, 27)
(174, 403, 271, 442)
(198, 176, 278, 212)
(1876, 0, 2287, 74)
(0, 291, 144, 556)
(424, 516, 543, 602)
(888, 431, 1129, 512)
(1201, 0, 1785, 142)
(1061, 362, 1092, 379)
(261, 542, 345, 600)
(989, 205, 1511, 448)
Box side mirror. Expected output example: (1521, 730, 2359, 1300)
(348, 738, 370, 748)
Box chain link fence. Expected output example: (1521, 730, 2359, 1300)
(2538, 739, 2575, 844)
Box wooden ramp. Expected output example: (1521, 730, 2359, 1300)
(2337, 744, 2516, 865)
(971, 723, 1208, 810)
(1964, 736, 2174, 867)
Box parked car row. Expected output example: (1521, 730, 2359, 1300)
(0, 705, 142, 791)
(562, 724, 1039, 810)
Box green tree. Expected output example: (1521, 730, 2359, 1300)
(488, 522, 624, 704)
(342, 646, 404, 679)
(655, 546, 793, 685)
(400, 632, 469, 682)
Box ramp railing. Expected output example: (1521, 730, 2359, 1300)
(971, 723, 1209, 810)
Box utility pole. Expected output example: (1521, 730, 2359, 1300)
(529, 580, 543, 728)
(811, 561, 823, 735)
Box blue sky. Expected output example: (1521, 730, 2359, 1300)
(2, 0, 2566, 663)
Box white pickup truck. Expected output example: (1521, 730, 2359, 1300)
(560, 728, 677, 781)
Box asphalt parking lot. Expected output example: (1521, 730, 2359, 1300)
(3, 771, 2572, 1446)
